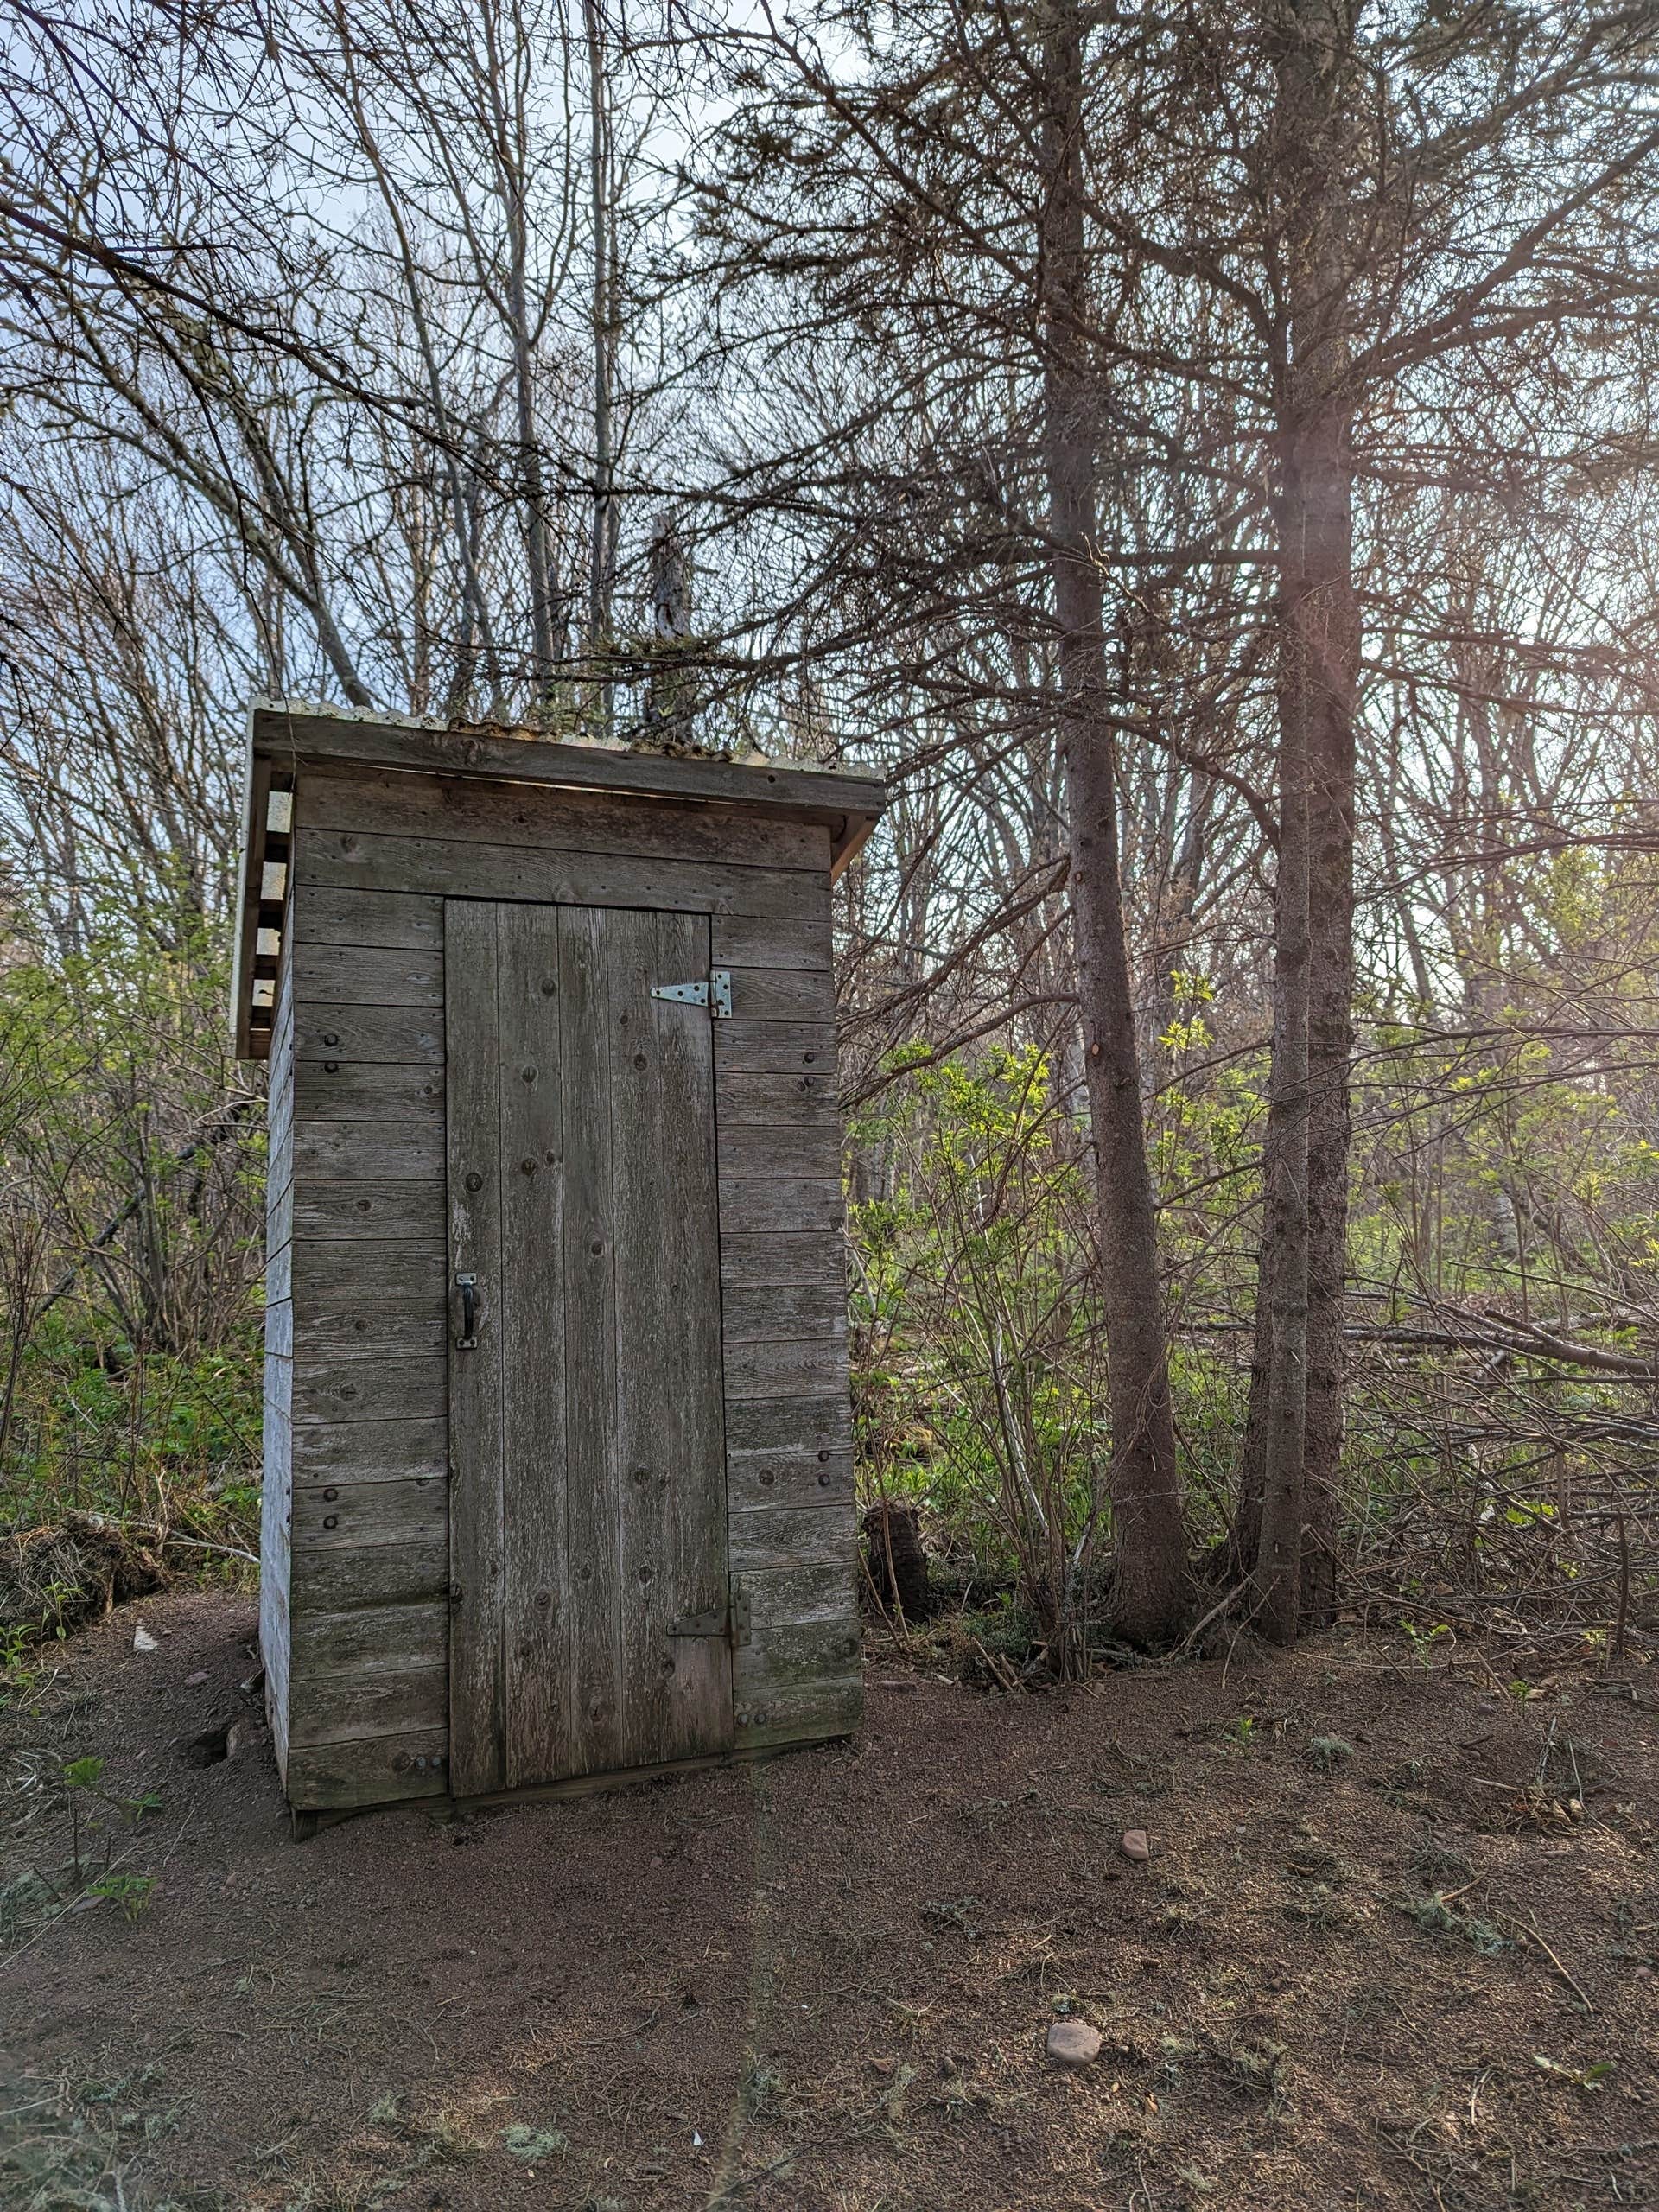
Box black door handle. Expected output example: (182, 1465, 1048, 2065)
(455, 1273, 478, 1347)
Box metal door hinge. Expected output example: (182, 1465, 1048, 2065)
(669, 1580, 751, 1647)
(651, 969, 732, 1018)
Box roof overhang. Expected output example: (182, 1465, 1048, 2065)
(229, 701, 887, 1061)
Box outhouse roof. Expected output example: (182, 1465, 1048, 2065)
(230, 700, 887, 1060)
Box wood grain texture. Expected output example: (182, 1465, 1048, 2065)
(291, 1537, 449, 1613)
(292, 1599, 448, 1676)
(298, 764, 827, 874)
(294, 1003, 444, 1064)
(290, 1417, 446, 1484)
(721, 1234, 848, 1290)
(298, 831, 822, 921)
(293, 1121, 445, 1181)
(716, 1122, 842, 1184)
(718, 1179, 844, 1236)
(721, 1282, 847, 1342)
(710, 913, 833, 970)
(726, 1447, 855, 1509)
(496, 903, 569, 1786)
(727, 1505, 855, 1570)
(608, 907, 732, 1771)
(259, 705, 883, 823)
(293, 942, 442, 1007)
(724, 1336, 848, 1401)
(726, 1395, 854, 1453)
(444, 900, 506, 1796)
(289, 1475, 447, 1550)
(714, 1021, 838, 1074)
(294, 885, 444, 950)
(715, 1070, 839, 1125)
(284, 1729, 448, 1811)
(719, 970, 837, 1026)
(288, 1667, 448, 1750)
(260, 953, 296, 1780)
(294, 1061, 444, 1120)
(291, 1180, 445, 1242)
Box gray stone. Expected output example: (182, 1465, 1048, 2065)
(1046, 2019, 1102, 2068)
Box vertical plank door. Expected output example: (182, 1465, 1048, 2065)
(446, 901, 733, 1794)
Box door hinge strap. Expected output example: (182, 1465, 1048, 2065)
(651, 969, 732, 1018)
(669, 1580, 751, 1646)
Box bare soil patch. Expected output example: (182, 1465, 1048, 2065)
(3, 1592, 1656, 2210)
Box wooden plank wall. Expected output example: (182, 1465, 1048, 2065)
(259, 940, 295, 1779)
(277, 761, 861, 1810)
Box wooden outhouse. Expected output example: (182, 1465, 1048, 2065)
(230, 703, 884, 1815)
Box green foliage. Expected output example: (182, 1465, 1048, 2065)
(0, 913, 264, 1575)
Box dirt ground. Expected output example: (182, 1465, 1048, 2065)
(2, 1592, 1656, 2212)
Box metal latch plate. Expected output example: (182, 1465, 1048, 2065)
(669, 1580, 751, 1646)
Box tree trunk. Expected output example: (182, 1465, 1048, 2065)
(1240, 0, 1359, 1638)
(1039, 0, 1188, 1644)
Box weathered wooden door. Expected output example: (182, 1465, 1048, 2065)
(444, 901, 733, 1795)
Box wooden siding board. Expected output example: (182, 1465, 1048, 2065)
(293, 1121, 444, 1182)
(284, 1730, 448, 1811)
(294, 1004, 444, 1063)
(260, 950, 296, 1780)
(291, 1418, 446, 1484)
(719, 1180, 844, 1236)
(291, 1539, 449, 1612)
(717, 1123, 842, 1183)
(295, 1062, 444, 1119)
(293, 942, 443, 1007)
(294, 886, 444, 951)
(721, 1283, 847, 1342)
(727, 1447, 855, 1509)
(445, 900, 507, 1796)
(292, 1600, 448, 1676)
(297, 764, 828, 874)
(728, 1505, 855, 1570)
(721, 1234, 848, 1290)
(291, 1180, 445, 1241)
(715, 1071, 839, 1126)
(297, 832, 822, 921)
(290, 1474, 447, 1550)
(288, 1666, 448, 1750)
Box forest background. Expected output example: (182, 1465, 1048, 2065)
(3, 0, 1659, 1674)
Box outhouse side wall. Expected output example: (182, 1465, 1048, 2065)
(274, 760, 861, 1812)
(260, 936, 295, 1780)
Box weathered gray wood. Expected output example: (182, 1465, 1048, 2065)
(299, 763, 828, 874)
(444, 900, 506, 1796)
(715, 1071, 839, 1125)
(290, 1241, 444, 1306)
(721, 1234, 848, 1289)
(721, 970, 836, 1025)
(293, 1121, 445, 1181)
(258, 703, 883, 824)
(725, 1335, 849, 1400)
(294, 1060, 444, 1120)
(294, 1003, 444, 1063)
(714, 1021, 839, 1073)
(745, 1560, 858, 1630)
(294, 885, 444, 950)
(291, 1537, 449, 1612)
(716, 1123, 841, 1184)
(284, 1729, 448, 1811)
(260, 951, 296, 1780)
(726, 1395, 854, 1453)
(288, 1667, 448, 1749)
(291, 1179, 445, 1241)
(290, 1416, 445, 1483)
(727, 1446, 855, 1509)
(560, 904, 622, 1776)
(264, 1300, 293, 1358)
(733, 1622, 863, 1751)
(293, 1355, 446, 1425)
(721, 1282, 847, 1342)
(710, 913, 833, 970)
(719, 1179, 844, 1236)
(290, 1475, 446, 1551)
(294, 1306, 446, 1363)
(609, 906, 731, 1771)
(293, 942, 443, 1007)
(267, 1179, 293, 1252)
(292, 1599, 448, 1676)
(298, 831, 823, 922)
(497, 901, 569, 1786)
(728, 1505, 855, 1570)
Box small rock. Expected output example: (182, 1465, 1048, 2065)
(1121, 1828, 1151, 1862)
(1046, 2019, 1103, 2068)
(132, 1623, 158, 1653)
(226, 1719, 267, 1761)
(185, 1670, 209, 1688)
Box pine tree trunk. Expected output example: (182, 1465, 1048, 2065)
(1039, 0, 1188, 1644)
